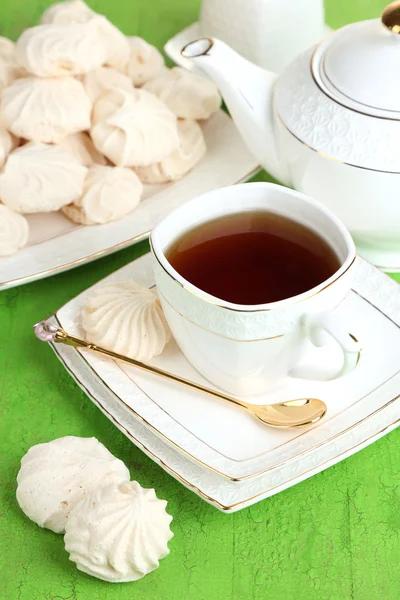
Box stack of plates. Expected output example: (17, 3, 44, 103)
(50, 253, 400, 512)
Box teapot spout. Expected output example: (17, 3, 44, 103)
(182, 38, 291, 185)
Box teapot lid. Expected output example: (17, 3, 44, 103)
(312, 2, 400, 119)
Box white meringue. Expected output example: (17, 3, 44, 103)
(81, 281, 171, 361)
(0, 36, 16, 60)
(58, 132, 107, 167)
(0, 143, 87, 213)
(143, 67, 221, 120)
(40, 1, 129, 70)
(94, 15, 130, 70)
(41, 0, 95, 24)
(16, 436, 130, 534)
(81, 66, 133, 102)
(62, 165, 142, 225)
(0, 37, 26, 93)
(64, 481, 173, 582)
(125, 36, 164, 86)
(15, 21, 106, 77)
(0, 204, 29, 256)
(0, 76, 92, 143)
(91, 88, 179, 167)
(136, 119, 206, 183)
(0, 128, 19, 168)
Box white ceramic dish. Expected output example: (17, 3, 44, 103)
(50, 331, 399, 512)
(0, 111, 259, 291)
(51, 253, 400, 507)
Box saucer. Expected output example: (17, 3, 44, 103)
(50, 253, 400, 510)
(0, 111, 259, 291)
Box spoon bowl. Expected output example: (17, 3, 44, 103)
(250, 399, 327, 428)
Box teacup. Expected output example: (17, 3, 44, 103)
(150, 182, 361, 395)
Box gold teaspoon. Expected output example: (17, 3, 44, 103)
(34, 321, 327, 429)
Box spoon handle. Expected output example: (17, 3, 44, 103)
(35, 321, 250, 411)
(34, 321, 326, 429)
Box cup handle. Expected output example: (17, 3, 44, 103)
(290, 313, 362, 381)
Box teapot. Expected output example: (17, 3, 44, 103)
(182, 2, 400, 271)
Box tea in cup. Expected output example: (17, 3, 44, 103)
(150, 183, 361, 395)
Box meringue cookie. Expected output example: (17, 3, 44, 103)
(0, 143, 87, 213)
(0, 204, 29, 256)
(0, 37, 26, 93)
(81, 66, 133, 102)
(16, 436, 130, 534)
(91, 88, 179, 167)
(0, 128, 19, 168)
(94, 15, 130, 70)
(58, 132, 107, 167)
(15, 21, 106, 77)
(0, 76, 92, 143)
(41, 0, 95, 24)
(135, 119, 206, 183)
(40, 1, 129, 70)
(64, 481, 173, 582)
(125, 37, 164, 86)
(143, 67, 221, 120)
(81, 281, 171, 361)
(0, 36, 16, 60)
(62, 165, 142, 225)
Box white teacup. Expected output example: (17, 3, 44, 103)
(150, 183, 361, 395)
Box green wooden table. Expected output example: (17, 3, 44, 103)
(1, 1, 399, 599)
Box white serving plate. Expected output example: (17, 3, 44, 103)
(50, 253, 400, 511)
(0, 111, 259, 291)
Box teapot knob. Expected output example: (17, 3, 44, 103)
(382, 1, 400, 33)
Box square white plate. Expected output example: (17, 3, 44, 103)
(49, 320, 399, 513)
(52, 253, 400, 500)
(0, 111, 259, 290)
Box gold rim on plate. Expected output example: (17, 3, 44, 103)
(51, 338, 400, 511)
(54, 278, 400, 482)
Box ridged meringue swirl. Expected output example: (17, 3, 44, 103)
(136, 119, 206, 183)
(64, 481, 173, 582)
(62, 165, 143, 225)
(81, 66, 134, 102)
(0, 36, 26, 93)
(91, 88, 179, 167)
(16, 436, 130, 534)
(58, 132, 107, 167)
(144, 66, 222, 120)
(40, 1, 129, 70)
(94, 15, 130, 70)
(125, 36, 164, 86)
(0, 36, 16, 60)
(15, 21, 106, 77)
(0, 143, 87, 213)
(1, 76, 92, 143)
(0, 204, 29, 256)
(0, 128, 18, 168)
(81, 281, 171, 361)
(41, 0, 95, 24)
